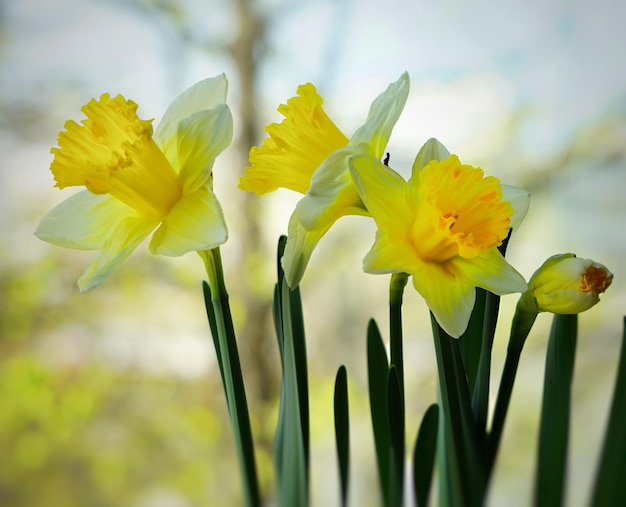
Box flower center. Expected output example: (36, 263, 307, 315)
(50, 94, 182, 218)
(240, 83, 349, 195)
(408, 155, 512, 263)
(579, 264, 612, 294)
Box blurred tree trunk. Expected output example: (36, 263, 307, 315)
(229, 0, 277, 410)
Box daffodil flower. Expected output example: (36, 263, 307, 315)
(35, 74, 233, 291)
(240, 73, 410, 287)
(518, 253, 613, 314)
(349, 138, 529, 338)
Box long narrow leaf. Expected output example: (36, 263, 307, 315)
(413, 403, 439, 507)
(334, 365, 350, 507)
(591, 316, 626, 506)
(534, 313, 578, 507)
(201, 249, 261, 507)
(274, 279, 308, 507)
(367, 319, 392, 505)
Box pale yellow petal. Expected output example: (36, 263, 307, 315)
(295, 147, 368, 230)
(411, 263, 476, 338)
(349, 154, 412, 232)
(282, 212, 332, 288)
(411, 138, 451, 176)
(176, 105, 233, 193)
(78, 215, 158, 292)
(451, 248, 527, 294)
(35, 191, 134, 250)
(149, 187, 227, 256)
(349, 72, 410, 158)
(501, 184, 530, 233)
(154, 74, 229, 161)
(362, 230, 417, 275)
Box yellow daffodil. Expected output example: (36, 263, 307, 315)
(240, 73, 410, 287)
(349, 138, 529, 338)
(518, 253, 613, 314)
(35, 74, 233, 292)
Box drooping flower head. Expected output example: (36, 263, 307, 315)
(518, 253, 613, 314)
(36, 75, 233, 291)
(240, 73, 410, 287)
(349, 138, 529, 337)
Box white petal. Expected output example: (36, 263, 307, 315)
(282, 212, 331, 288)
(154, 74, 229, 159)
(176, 105, 233, 193)
(149, 187, 227, 256)
(35, 191, 134, 250)
(78, 215, 158, 292)
(501, 184, 530, 233)
(349, 72, 410, 158)
(411, 138, 451, 176)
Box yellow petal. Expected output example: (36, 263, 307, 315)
(78, 215, 158, 292)
(411, 262, 476, 338)
(282, 212, 332, 288)
(240, 82, 348, 195)
(176, 105, 233, 194)
(362, 230, 418, 275)
(154, 74, 229, 160)
(349, 154, 413, 233)
(349, 72, 410, 158)
(451, 248, 527, 294)
(149, 186, 227, 256)
(35, 191, 135, 250)
(50, 94, 182, 218)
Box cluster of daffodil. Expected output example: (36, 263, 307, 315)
(36, 73, 623, 507)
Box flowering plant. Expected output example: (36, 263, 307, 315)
(37, 73, 622, 507)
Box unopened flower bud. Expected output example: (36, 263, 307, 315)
(519, 253, 613, 314)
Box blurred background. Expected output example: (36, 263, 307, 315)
(1, 0, 625, 505)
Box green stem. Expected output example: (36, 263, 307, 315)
(199, 248, 260, 507)
(487, 304, 538, 474)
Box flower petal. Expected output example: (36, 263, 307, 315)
(35, 191, 135, 250)
(282, 212, 332, 288)
(411, 137, 451, 176)
(501, 184, 530, 233)
(78, 215, 158, 292)
(411, 262, 476, 338)
(149, 186, 227, 256)
(452, 248, 527, 294)
(362, 230, 417, 275)
(349, 154, 413, 232)
(349, 72, 410, 158)
(295, 147, 368, 229)
(154, 74, 229, 160)
(176, 105, 233, 193)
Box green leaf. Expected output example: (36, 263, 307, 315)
(274, 279, 308, 507)
(202, 249, 261, 507)
(534, 313, 578, 507)
(591, 316, 626, 506)
(413, 403, 439, 507)
(334, 365, 350, 507)
(431, 314, 486, 506)
(367, 319, 392, 505)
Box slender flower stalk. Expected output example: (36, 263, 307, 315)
(36, 75, 233, 291)
(489, 253, 613, 473)
(199, 248, 261, 507)
(240, 74, 410, 287)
